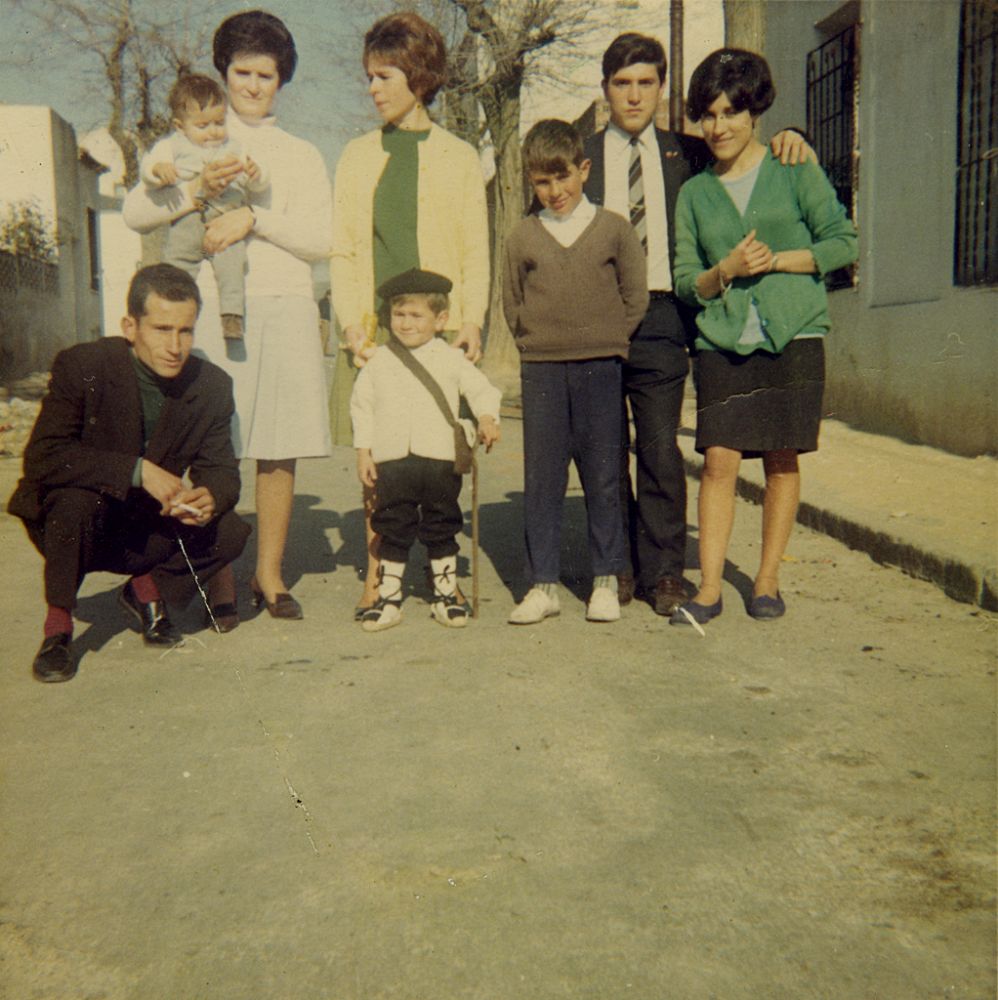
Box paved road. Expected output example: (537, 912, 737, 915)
(1, 424, 994, 1000)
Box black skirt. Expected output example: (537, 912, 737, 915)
(693, 338, 825, 458)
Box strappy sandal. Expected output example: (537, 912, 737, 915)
(430, 564, 468, 628)
(360, 571, 403, 632)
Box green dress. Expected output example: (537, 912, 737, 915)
(329, 126, 430, 446)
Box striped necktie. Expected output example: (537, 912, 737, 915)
(628, 137, 648, 254)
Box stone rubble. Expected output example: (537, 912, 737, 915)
(0, 373, 48, 459)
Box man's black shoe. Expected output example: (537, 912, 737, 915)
(33, 634, 77, 683)
(118, 582, 183, 646)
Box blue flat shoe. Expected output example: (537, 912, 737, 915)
(670, 596, 723, 626)
(748, 592, 786, 620)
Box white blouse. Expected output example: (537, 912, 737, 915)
(122, 112, 331, 301)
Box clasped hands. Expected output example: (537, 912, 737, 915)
(177, 156, 260, 255)
(721, 228, 777, 281)
(141, 459, 215, 526)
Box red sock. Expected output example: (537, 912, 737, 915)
(44, 606, 73, 638)
(129, 574, 161, 603)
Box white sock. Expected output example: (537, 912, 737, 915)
(430, 556, 458, 597)
(379, 560, 405, 601)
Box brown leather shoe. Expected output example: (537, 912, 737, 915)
(616, 573, 636, 606)
(653, 577, 687, 616)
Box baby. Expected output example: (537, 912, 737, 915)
(141, 73, 268, 341)
(351, 268, 501, 632)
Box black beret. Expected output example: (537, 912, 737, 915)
(377, 268, 453, 301)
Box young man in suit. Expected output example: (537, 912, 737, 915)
(583, 33, 809, 615)
(8, 264, 251, 682)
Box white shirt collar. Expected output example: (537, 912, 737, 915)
(539, 193, 596, 227)
(607, 120, 656, 154)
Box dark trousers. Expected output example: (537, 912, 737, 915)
(621, 295, 692, 588)
(372, 455, 462, 563)
(521, 358, 625, 584)
(24, 487, 250, 609)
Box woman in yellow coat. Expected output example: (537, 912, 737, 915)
(330, 11, 489, 617)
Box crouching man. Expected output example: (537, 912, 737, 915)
(8, 263, 251, 682)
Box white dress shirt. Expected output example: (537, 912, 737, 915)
(603, 122, 672, 291)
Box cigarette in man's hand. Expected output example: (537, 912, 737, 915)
(172, 502, 201, 516)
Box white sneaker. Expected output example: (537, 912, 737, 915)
(508, 588, 560, 625)
(586, 586, 620, 622)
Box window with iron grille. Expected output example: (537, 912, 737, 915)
(955, 0, 996, 287)
(806, 23, 859, 291)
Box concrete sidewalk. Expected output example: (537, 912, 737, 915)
(673, 398, 998, 611)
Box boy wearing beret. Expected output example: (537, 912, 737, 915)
(350, 268, 501, 631)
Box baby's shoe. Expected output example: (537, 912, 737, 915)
(508, 587, 560, 625)
(222, 314, 244, 341)
(430, 556, 468, 628)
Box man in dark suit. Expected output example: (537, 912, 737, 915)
(8, 264, 251, 682)
(583, 33, 808, 615)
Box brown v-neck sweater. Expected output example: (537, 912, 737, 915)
(502, 208, 649, 362)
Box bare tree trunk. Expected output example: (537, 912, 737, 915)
(669, 0, 684, 132)
(479, 79, 525, 397)
(723, 0, 767, 51)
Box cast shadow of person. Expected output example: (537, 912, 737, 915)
(233, 493, 341, 617)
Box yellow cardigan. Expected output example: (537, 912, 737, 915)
(330, 123, 490, 332)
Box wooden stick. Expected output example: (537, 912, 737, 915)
(471, 455, 480, 618)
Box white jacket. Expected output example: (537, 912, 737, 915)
(351, 338, 500, 464)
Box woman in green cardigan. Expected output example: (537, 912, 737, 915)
(672, 48, 857, 626)
(329, 11, 489, 617)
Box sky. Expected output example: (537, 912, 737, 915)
(0, 0, 723, 180)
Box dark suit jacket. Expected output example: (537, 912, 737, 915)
(583, 126, 713, 274)
(8, 337, 240, 524)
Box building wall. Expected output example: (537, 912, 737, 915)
(0, 107, 103, 378)
(763, 0, 997, 456)
(50, 111, 103, 346)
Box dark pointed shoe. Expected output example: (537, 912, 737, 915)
(670, 596, 723, 626)
(616, 573, 636, 606)
(33, 634, 77, 683)
(118, 582, 183, 646)
(250, 578, 303, 620)
(748, 592, 786, 620)
(653, 577, 688, 616)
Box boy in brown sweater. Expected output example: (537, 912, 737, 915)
(503, 119, 649, 625)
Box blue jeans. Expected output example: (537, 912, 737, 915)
(521, 358, 625, 584)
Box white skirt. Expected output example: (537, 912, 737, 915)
(193, 294, 331, 460)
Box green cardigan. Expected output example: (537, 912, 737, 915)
(673, 152, 858, 354)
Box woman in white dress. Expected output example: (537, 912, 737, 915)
(124, 11, 331, 623)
